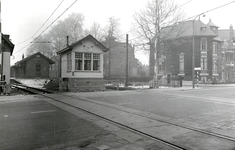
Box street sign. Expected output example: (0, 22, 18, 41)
(194, 67, 201, 70)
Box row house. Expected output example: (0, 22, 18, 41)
(150, 19, 223, 83)
(218, 25, 235, 83)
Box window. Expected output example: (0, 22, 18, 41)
(93, 54, 100, 71)
(75, 53, 83, 70)
(200, 38, 207, 51)
(226, 53, 232, 62)
(213, 42, 217, 54)
(84, 53, 92, 70)
(179, 53, 184, 71)
(213, 58, 217, 72)
(201, 58, 207, 70)
(67, 52, 72, 71)
(75, 53, 101, 71)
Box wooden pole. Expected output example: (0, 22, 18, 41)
(0, 0, 3, 81)
(125, 34, 128, 87)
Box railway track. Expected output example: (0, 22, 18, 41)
(11, 83, 53, 94)
(12, 85, 235, 149)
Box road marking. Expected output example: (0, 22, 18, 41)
(4, 115, 8, 117)
(31, 110, 56, 114)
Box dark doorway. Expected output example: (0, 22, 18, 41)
(36, 64, 41, 77)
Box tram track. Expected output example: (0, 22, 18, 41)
(12, 84, 235, 149)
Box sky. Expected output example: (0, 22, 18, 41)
(1, 0, 235, 65)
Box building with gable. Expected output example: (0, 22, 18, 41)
(218, 25, 235, 82)
(149, 19, 223, 83)
(57, 34, 108, 92)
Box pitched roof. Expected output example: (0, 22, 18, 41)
(218, 29, 235, 41)
(57, 34, 109, 54)
(160, 20, 217, 41)
(207, 19, 219, 28)
(2, 34, 14, 55)
(15, 52, 55, 65)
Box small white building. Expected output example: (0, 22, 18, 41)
(57, 35, 108, 92)
(0, 34, 14, 84)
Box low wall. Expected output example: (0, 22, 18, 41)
(59, 78, 105, 92)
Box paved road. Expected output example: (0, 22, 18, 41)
(0, 98, 105, 150)
(64, 85, 235, 138)
(1, 85, 235, 149)
(67, 86, 235, 118)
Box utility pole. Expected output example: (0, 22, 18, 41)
(108, 30, 111, 78)
(0, 0, 3, 81)
(125, 34, 129, 87)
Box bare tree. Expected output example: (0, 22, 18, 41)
(133, 0, 184, 43)
(104, 16, 121, 40)
(132, 0, 185, 78)
(87, 22, 105, 41)
(27, 12, 85, 57)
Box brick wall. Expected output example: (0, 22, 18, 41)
(102, 38, 138, 78)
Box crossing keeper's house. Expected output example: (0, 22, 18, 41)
(57, 35, 108, 92)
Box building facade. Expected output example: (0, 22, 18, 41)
(102, 35, 138, 79)
(57, 34, 108, 92)
(11, 52, 54, 78)
(0, 34, 14, 83)
(218, 25, 235, 83)
(149, 19, 223, 83)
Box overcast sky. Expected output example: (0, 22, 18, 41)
(2, 0, 235, 65)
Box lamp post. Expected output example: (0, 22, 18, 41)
(192, 13, 205, 89)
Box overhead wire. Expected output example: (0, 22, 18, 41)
(13, 0, 235, 56)
(183, 1, 235, 21)
(32, 0, 78, 42)
(15, 0, 65, 46)
(13, 0, 78, 55)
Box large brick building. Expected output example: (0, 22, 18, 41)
(102, 35, 138, 79)
(149, 19, 223, 83)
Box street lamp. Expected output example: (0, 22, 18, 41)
(192, 13, 205, 89)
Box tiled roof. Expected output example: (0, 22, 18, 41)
(218, 29, 235, 41)
(207, 19, 219, 28)
(213, 36, 223, 42)
(160, 20, 217, 41)
(57, 34, 109, 54)
(2, 34, 14, 55)
(15, 52, 55, 65)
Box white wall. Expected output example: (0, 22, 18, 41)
(61, 40, 104, 78)
(0, 52, 11, 83)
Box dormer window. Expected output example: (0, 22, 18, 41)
(201, 26, 207, 31)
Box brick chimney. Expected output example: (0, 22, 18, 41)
(230, 24, 234, 42)
(66, 36, 69, 47)
(22, 54, 24, 60)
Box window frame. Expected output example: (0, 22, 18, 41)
(74, 52, 101, 72)
(67, 52, 72, 71)
(213, 42, 217, 54)
(200, 38, 207, 51)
